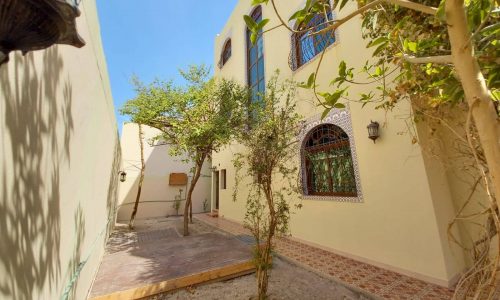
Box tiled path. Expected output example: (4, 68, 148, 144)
(89, 220, 254, 299)
(195, 214, 455, 300)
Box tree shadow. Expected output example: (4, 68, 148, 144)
(0, 48, 83, 300)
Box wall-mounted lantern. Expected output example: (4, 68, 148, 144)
(367, 121, 380, 143)
(0, 0, 85, 65)
(119, 171, 127, 183)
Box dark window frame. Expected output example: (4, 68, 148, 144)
(303, 124, 357, 197)
(220, 169, 227, 190)
(246, 6, 265, 104)
(220, 38, 232, 67)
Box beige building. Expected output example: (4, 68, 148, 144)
(117, 123, 211, 221)
(0, 1, 120, 300)
(211, 0, 469, 288)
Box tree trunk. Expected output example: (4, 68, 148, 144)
(445, 0, 500, 206)
(189, 199, 193, 224)
(183, 155, 205, 236)
(129, 124, 146, 229)
(256, 182, 276, 300)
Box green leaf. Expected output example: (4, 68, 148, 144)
(250, 32, 258, 45)
(244, 15, 257, 31)
(321, 107, 332, 120)
(407, 41, 418, 53)
(289, 9, 306, 21)
(436, 0, 446, 22)
(492, 90, 500, 101)
(339, 0, 349, 10)
(334, 103, 346, 109)
(367, 36, 388, 48)
(256, 19, 270, 31)
(338, 61, 347, 77)
(251, 0, 269, 5)
(306, 72, 316, 88)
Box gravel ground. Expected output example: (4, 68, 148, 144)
(145, 256, 373, 300)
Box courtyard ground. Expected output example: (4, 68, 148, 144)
(146, 256, 373, 300)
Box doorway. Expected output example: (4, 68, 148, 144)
(214, 171, 219, 210)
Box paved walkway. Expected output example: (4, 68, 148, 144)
(195, 214, 455, 300)
(89, 218, 254, 299)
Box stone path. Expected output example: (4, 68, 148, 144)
(194, 214, 456, 300)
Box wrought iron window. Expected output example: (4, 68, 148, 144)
(289, 12, 335, 70)
(303, 124, 357, 197)
(219, 39, 232, 68)
(247, 6, 265, 104)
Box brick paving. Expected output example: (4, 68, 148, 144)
(194, 214, 456, 300)
(89, 222, 254, 299)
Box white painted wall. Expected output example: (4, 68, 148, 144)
(117, 123, 212, 221)
(211, 0, 466, 287)
(0, 1, 120, 299)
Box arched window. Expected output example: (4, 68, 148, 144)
(220, 39, 232, 67)
(302, 124, 357, 197)
(247, 6, 265, 103)
(290, 11, 336, 70)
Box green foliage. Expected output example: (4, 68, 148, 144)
(120, 65, 248, 163)
(233, 72, 303, 298)
(245, 0, 499, 114)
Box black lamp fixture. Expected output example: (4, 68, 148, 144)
(367, 121, 380, 143)
(119, 171, 127, 183)
(0, 0, 85, 65)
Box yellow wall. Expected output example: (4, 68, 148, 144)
(0, 1, 120, 299)
(211, 0, 466, 286)
(117, 123, 212, 221)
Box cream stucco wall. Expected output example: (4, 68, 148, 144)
(117, 123, 212, 221)
(0, 1, 120, 300)
(211, 0, 466, 287)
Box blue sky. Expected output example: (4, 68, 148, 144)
(96, 1, 239, 132)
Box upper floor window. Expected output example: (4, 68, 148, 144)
(219, 39, 232, 68)
(247, 6, 265, 103)
(290, 11, 336, 70)
(302, 124, 357, 197)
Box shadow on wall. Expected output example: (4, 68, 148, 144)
(106, 136, 122, 232)
(0, 48, 81, 300)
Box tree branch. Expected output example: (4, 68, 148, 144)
(403, 54, 500, 64)
(403, 54, 453, 64)
(309, 0, 437, 37)
(386, 0, 438, 15)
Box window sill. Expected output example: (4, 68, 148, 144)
(300, 194, 362, 203)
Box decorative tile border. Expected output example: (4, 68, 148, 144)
(297, 108, 364, 203)
(195, 214, 456, 300)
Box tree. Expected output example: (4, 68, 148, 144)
(120, 65, 247, 236)
(245, 0, 499, 297)
(233, 74, 302, 300)
(128, 123, 146, 229)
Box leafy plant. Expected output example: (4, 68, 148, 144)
(244, 1, 500, 297)
(120, 65, 248, 236)
(233, 72, 303, 299)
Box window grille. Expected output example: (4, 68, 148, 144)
(289, 12, 336, 71)
(303, 124, 357, 197)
